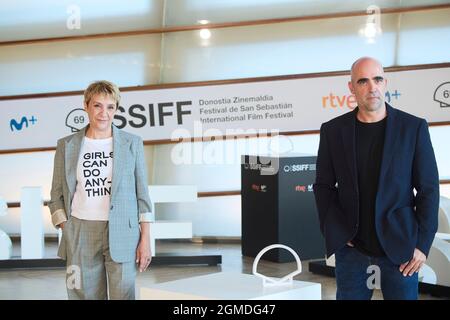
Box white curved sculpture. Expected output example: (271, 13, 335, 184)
(325, 254, 336, 267)
(418, 264, 437, 285)
(438, 196, 450, 234)
(252, 244, 302, 287)
(421, 237, 450, 287)
(0, 197, 12, 259)
(420, 196, 450, 287)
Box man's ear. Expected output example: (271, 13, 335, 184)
(348, 81, 354, 94)
(84, 101, 88, 111)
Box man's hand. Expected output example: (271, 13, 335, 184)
(136, 237, 151, 272)
(399, 248, 426, 276)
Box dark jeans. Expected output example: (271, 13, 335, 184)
(334, 245, 418, 300)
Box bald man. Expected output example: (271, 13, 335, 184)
(313, 57, 439, 300)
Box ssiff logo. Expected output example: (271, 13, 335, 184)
(284, 164, 316, 172)
(10, 116, 37, 132)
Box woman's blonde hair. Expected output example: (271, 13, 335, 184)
(84, 80, 121, 108)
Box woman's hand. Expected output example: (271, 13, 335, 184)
(136, 237, 151, 272)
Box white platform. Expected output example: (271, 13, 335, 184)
(151, 220, 192, 239)
(148, 185, 197, 257)
(20, 187, 44, 259)
(140, 272, 321, 300)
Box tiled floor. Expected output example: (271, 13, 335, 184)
(0, 240, 445, 300)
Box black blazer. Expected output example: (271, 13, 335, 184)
(313, 103, 439, 265)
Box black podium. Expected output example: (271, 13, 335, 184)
(241, 154, 325, 262)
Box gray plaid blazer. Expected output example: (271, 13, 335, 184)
(48, 125, 152, 262)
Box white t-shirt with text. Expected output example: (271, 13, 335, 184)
(71, 136, 113, 221)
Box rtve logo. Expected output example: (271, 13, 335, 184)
(322, 93, 357, 110)
(295, 184, 314, 192)
(322, 90, 401, 110)
(251, 184, 267, 192)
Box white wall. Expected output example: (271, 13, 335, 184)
(1, 0, 164, 41)
(161, 14, 398, 83)
(430, 126, 450, 180)
(154, 196, 241, 237)
(0, 34, 162, 96)
(164, 0, 450, 26)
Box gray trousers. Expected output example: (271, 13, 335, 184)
(63, 217, 137, 300)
